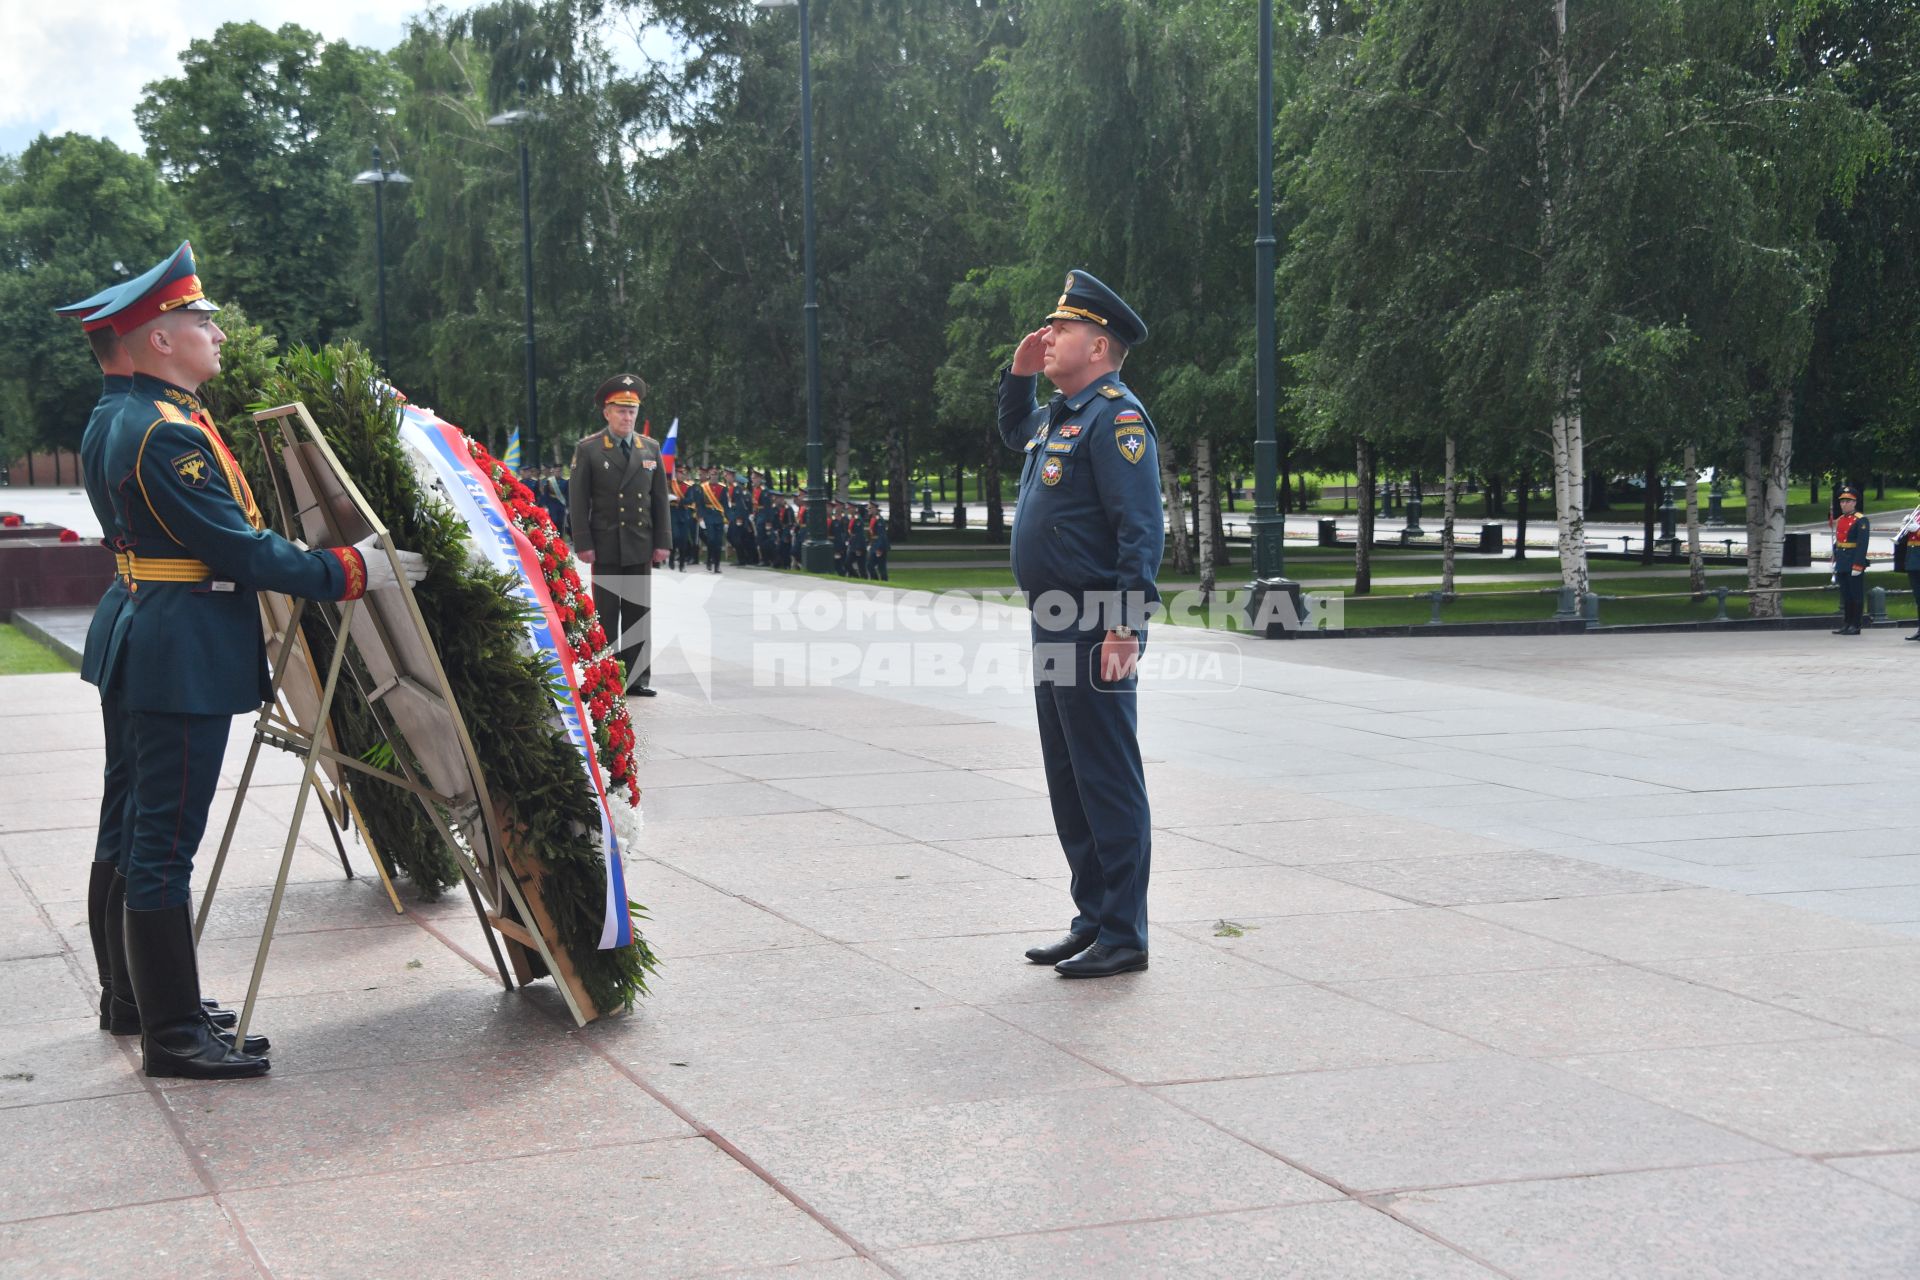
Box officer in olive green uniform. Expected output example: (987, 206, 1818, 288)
(569, 375, 670, 695)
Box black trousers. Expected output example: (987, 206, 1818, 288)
(1840, 570, 1865, 627)
(593, 562, 654, 690)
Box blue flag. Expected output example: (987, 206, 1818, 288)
(503, 427, 522, 472)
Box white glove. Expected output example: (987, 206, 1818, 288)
(351, 534, 429, 593)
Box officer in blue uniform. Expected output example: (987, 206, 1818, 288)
(1832, 485, 1870, 635)
(998, 270, 1163, 978)
(846, 506, 869, 578)
(84, 243, 427, 1079)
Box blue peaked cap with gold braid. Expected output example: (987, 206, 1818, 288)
(1045, 269, 1148, 348)
(80, 241, 221, 337)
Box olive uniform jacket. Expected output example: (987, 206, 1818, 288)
(568, 428, 671, 567)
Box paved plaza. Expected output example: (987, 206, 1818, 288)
(5, 565, 1920, 1277)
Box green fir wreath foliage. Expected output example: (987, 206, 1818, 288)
(210, 331, 657, 1011)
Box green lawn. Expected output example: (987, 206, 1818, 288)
(0, 624, 75, 674)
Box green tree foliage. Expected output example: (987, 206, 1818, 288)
(136, 22, 402, 350)
(0, 134, 182, 455)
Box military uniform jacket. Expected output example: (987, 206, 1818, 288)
(997, 369, 1164, 630)
(100, 375, 361, 715)
(79, 374, 133, 689)
(1833, 512, 1871, 574)
(569, 429, 670, 567)
(871, 517, 890, 553)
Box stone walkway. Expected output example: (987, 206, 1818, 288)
(4, 569, 1920, 1277)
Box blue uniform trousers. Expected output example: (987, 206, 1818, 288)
(1840, 570, 1866, 625)
(125, 711, 230, 911)
(95, 692, 134, 865)
(1031, 624, 1151, 951)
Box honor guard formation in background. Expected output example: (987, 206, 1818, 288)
(62, 242, 428, 1081)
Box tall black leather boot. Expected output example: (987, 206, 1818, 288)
(100, 870, 141, 1034)
(123, 903, 269, 1080)
(88, 861, 118, 1026)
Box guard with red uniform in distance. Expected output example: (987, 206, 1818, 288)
(1832, 484, 1870, 635)
(1897, 499, 1920, 641)
(88, 242, 428, 1079)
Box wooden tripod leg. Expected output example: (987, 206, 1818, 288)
(464, 874, 514, 992)
(201, 599, 312, 943)
(197, 726, 266, 946)
(319, 797, 355, 881)
(234, 600, 356, 1052)
(340, 787, 403, 915)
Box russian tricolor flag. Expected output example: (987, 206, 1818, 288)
(661, 417, 679, 476)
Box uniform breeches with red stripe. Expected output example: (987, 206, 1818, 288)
(124, 711, 230, 910)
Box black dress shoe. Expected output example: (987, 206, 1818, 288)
(631, 686, 658, 697)
(1906, 632, 1920, 641)
(1841, 625, 1862, 636)
(1055, 943, 1148, 978)
(1025, 932, 1095, 965)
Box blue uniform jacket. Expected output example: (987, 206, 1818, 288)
(997, 369, 1164, 631)
(1833, 513, 1871, 575)
(79, 374, 134, 689)
(100, 374, 363, 715)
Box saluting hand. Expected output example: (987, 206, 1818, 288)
(1010, 327, 1050, 377)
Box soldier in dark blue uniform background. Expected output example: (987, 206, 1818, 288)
(997, 270, 1163, 979)
(85, 244, 427, 1079)
(830, 505, 849, 575)
(846, 506, 869, 578)
(868, 505, 891, 581)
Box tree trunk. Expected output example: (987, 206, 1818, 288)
(1641, 461, 1657, 566)
(953, 463, 966, 524)
(1441, 436, 1458, 597)
(1515, 465, 1530, 560)
(1209, 454, 1230, 568)
(1355, 436, 1375, 595)
(1549, 371, 1591, 596)
(1488, 471, 1505, 517)
(1684, 443, 1706, 597)
(1195, 434, 1218, 602)
(887, 426, 910, 543)
(1162, 444, 1194, 574)
(1749, 388, 1794, 619)
(1744, 420, 1766, 598)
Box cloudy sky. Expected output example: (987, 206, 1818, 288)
(1, 1, 669, 157)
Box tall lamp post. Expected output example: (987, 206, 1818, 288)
(488, 82, 542, 465)
(755, 0, 833, 571)
(351, 144, 412, 377)
(1249, 0, 1301, 632)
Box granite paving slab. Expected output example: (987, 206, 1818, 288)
(0, 1092, 204, 1223)
(1827, 1151, 1920, 1203)
(732, 1087, 1338, 1251)
(1162, 1056, 1777, 1191)
(1554, 1035, 1920, 1154)
(1464, 888, 1913, 961)
(1647, 945, 1920, 1035)
(1317, 850, 1689, 905)
(885, 1200, 1498, 1279)
(1389, 1159, 1920, 1279)
(0, 1197, 260, 1280)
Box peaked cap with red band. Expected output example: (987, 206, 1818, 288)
(84, 241, 221, 337)
(597, 373, 648, 407)
(53, 279, 127, 333)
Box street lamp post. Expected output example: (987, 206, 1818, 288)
(1250, 0, 1302, 633)
(756, 0, 833, 572)
(488, 83, 542, 466)
(351, 144, 412, 376)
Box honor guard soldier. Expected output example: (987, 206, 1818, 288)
(87, 243, 427, 1079)
(697, 470, 727, 571)
(830, 505, 849, 575)
(1832, 485, 1870, 635)
(57, 281, 141, 1035)
(846, 505, 869, 578)
(569, 375, 670, 695)
(1898, 500, 1920, 641)
(669, 492, 693, 572)
(868, 505, 890, 581)
(998, 269, 1163, 979)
